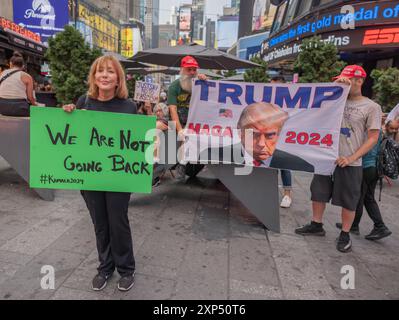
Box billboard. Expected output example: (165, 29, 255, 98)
(78, 3, 119, 52)
(179, 6, 191, 32)
(121, 27, 134, 57)
(13, 0, 69, 45)
(252, 0, 277, 31)
(238, 31, 269, 60)
(217, 17, 239, 50)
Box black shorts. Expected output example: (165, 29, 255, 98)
(310, 166, 363, 211)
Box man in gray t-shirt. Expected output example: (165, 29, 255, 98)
(295, 65, 382, 253)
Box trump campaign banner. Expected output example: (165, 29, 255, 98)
(183, 80, 350, 175)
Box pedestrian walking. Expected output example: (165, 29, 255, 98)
(62, 55, 137, 291)
(167, 56, 207, 179)
(336, 129, 392, 240)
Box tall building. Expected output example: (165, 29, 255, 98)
(0, 0, 13, 20)
(170, 6, 178, 26)
(129, 0, 145, 22)
(95, 0, 129, 22)
(231, 0, 240, 8)
(238, 0, 254, 38)
(144, 0, 159, 48)
(159, 22, 177, 48)
(205, 18, 216, 48)
(192, 0, 205, 41)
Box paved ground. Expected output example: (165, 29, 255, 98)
(0, 156, 398, 300)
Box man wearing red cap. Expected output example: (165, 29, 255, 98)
(167, 55, 206, 179)
(167, 56, 203, 133)
(295, 65, 383, 253)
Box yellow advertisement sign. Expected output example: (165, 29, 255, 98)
(78, 3, 119, 52)
(121, 28, 134, 58)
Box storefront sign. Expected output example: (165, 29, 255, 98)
(0, 17, 41, 42)
(263, 26, 399, 64)
(262, 0, 399, 64)
(267, 1, 399, 49)
(7, 33, 45, 53)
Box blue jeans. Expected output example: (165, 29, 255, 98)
(280, 170, 292, 190)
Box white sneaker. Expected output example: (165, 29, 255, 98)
(280, 195, 292, 208)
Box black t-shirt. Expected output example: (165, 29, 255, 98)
(76, 95, 137, 115)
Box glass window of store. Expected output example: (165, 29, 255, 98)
(318, 0, 335, 5)
(283, 0, 299, 26)
(271, 1, 288, 33)
(295, 0, 313, 18)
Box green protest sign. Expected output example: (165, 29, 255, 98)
(30, 107, 155, 193)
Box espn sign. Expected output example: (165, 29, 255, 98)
(363, 28, 399, 45)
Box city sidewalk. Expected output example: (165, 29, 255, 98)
(0, 156, 398, 300)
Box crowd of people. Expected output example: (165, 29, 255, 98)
(0, 50, 397, 292)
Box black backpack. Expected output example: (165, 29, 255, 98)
(376, 137, 399, 200)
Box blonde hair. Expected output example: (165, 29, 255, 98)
(238, 102, 289, 131)
(87, 55, 128, 99)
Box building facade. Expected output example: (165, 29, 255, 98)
(261, 0, 399, 93)
(159, 23, 177, 48)
(205, 18, 216, 48)
(192, 0, 205, 41)
(262, 0, 399, 67)
(95, 0, 129, 22)
(144, 0, 159, 48)
(0, 0, 13, 20)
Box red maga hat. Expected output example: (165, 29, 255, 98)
(181, 56, 199, 68)
(333, 65, 367, 80)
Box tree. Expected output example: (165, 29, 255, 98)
(223, 69, 237, 78)
(45, 25, 101, 106)
(293, 36, 346, 83)
(371, 68, 399, 113)
(243, 56, 270, 83)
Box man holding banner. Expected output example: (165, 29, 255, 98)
(295, 65, 382, 253)
(167, 56, 207, 179)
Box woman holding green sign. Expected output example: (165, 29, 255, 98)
(62, 55, 137, 292)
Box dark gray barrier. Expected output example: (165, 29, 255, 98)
(0, 115, 55, 201)
(208, 164, 280, 233)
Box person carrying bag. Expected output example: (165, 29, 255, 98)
(0, 52, 36, 116)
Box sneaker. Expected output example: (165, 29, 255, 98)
(295, 221, 326, 236)
(335, 222, 360, 235)
(365, 227, 392, 241)
(336, 235, 352, 253)
(280, 195, 292, 208)
(92, 273, 110, 291)
(117, 273, 135, 291)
